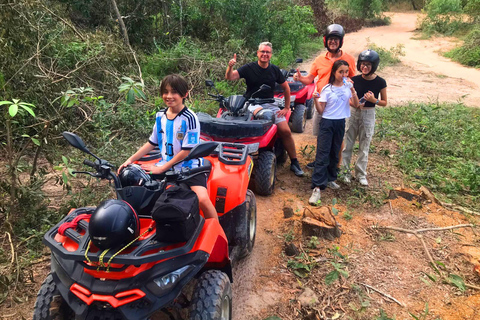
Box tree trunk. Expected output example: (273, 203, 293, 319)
(110, 0, 130, 46)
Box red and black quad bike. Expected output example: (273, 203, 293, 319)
(33, 132, 257, 320)
(198, 80, 288, 196)
(273, 58, 316, 133)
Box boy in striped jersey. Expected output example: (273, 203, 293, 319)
(119, 74, 218, 219)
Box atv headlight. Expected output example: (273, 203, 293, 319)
(247, 143, 259, 154)
(152, 265, 194, 294)
(290, 95, 296, 103)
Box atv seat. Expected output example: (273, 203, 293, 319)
(198, 112, 274, 139)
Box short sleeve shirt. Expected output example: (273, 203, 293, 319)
(352, 75, 387, 108)
(237, 62, 285, 99)
(319, 84, 352, 119)
(148, 107, 202, 170)
(310, 51, 356, 92)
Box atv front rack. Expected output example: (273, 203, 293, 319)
(217, 142, 248, 165)
(43, 208, 205, 266)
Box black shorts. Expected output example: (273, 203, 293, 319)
(183, 173, 208, 188)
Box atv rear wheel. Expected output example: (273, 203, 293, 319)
(237, 189, 257, 259)
(289, 104, 306, 133)
(253, 151, 276, 196)
(189, 270, 232, 320)
(306, 98, 314, 119)
(33, 274, 74, 320)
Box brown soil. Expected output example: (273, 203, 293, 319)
(2, 11, 480, 320)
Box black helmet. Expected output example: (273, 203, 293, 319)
(323, 24, 345, 52)
(357, 49, 380, 75)
(119, 164, 151, 187)
(89, 199, 139, 250)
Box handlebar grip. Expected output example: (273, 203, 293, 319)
(208, 93, 218, 98)
(83, 159, 96, 168)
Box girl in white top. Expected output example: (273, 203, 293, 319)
(309, 60, 359, 205)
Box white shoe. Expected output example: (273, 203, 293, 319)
(309, 187, 321, 205)
(327, 181, 340, 190)
(359, 177, 368, 186)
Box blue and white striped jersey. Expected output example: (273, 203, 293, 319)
(148, 107, 202, 170)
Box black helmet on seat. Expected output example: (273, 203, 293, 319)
(119, 164, 151, 187)
(89, 199, 140, 250)
(357, 49, 380, 75)
(323, 24, 345, 52)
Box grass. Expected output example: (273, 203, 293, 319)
(376, 103, 480, 210)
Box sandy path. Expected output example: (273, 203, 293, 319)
(300, 12, 480, 107)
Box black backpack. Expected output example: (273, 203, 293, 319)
(152, 185, 201, 243)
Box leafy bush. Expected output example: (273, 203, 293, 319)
(444, 26, 480, 67)
(376, 103, 480, 210)
(367, 42, 405, 69)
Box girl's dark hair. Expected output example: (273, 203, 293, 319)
(160, 74, 190, 98)
(328, 59, 350, 85)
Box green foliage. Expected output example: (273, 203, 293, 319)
(420, 0, 469, 35)
(325, 261, 349, 284)
(409, 302, 429, 320)
(287, 253, 316, 278)
(326, 0, 386, 19)
(118, 76, 147, 104)
(367, 42, 405, 69)
(376, 103, 480, 210)
(377, 309, 395, 320)
(444, 26, 480, 67)
(307, 236, 320, 249)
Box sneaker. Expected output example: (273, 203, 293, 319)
(327, 181, 340, 190)
(309, 187, 321, 205)
(358, 177, 368, 186)
(290, 162, 305, 177)
(306, 161, 315, 169)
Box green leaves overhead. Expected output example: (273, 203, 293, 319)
(1, 99, 36, 118)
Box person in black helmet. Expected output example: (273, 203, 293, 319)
(294, 24, 356, 177)
(341, 49, 388, 186)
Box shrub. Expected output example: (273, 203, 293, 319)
(376, 103, 480, 210)
(444, 27, 480, 67)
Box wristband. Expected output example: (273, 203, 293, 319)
(375, 99, 379, 105)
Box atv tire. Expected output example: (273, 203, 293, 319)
(237, 189, 257, 259)
(253, 151, 276, 196)
(289, 104, 306, 133)
(306, 98, 314, 119)
(33, 274, 74, 320)
(189, 270, 232, 320)
(274, 139, 288, 165)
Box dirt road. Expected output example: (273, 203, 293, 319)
(233, 11, 480, 320)
(301, 12, 480, 108)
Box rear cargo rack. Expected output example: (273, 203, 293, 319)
(43, 208, 204, 266)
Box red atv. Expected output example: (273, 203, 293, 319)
(274, 58, 316, 133)
(198, 80, 288, 196)
(33, 132, 256, 320)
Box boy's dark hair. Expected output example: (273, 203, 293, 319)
(160, 74, 190, 98)
(328, 59, 350, 85)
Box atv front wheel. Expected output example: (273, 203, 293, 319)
(274, 139, 288, 165)
(189, 270, 232, 320)
(253, 151, 276, 196)
(306, 98, 314, 119)
(289, 104, 306, 133)
(237, 189, 257, 259)
(33, 274, 74, 320)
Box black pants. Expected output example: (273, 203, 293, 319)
(312, 118, 345, 189)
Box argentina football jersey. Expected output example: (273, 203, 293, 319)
(148, 107, 202, 170)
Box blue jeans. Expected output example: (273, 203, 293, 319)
(312, 118, 345, 189)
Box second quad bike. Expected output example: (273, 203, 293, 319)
(33, 132, 256, 320)
(198, 80, 288, 196)
(274, 58, 316, 133)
